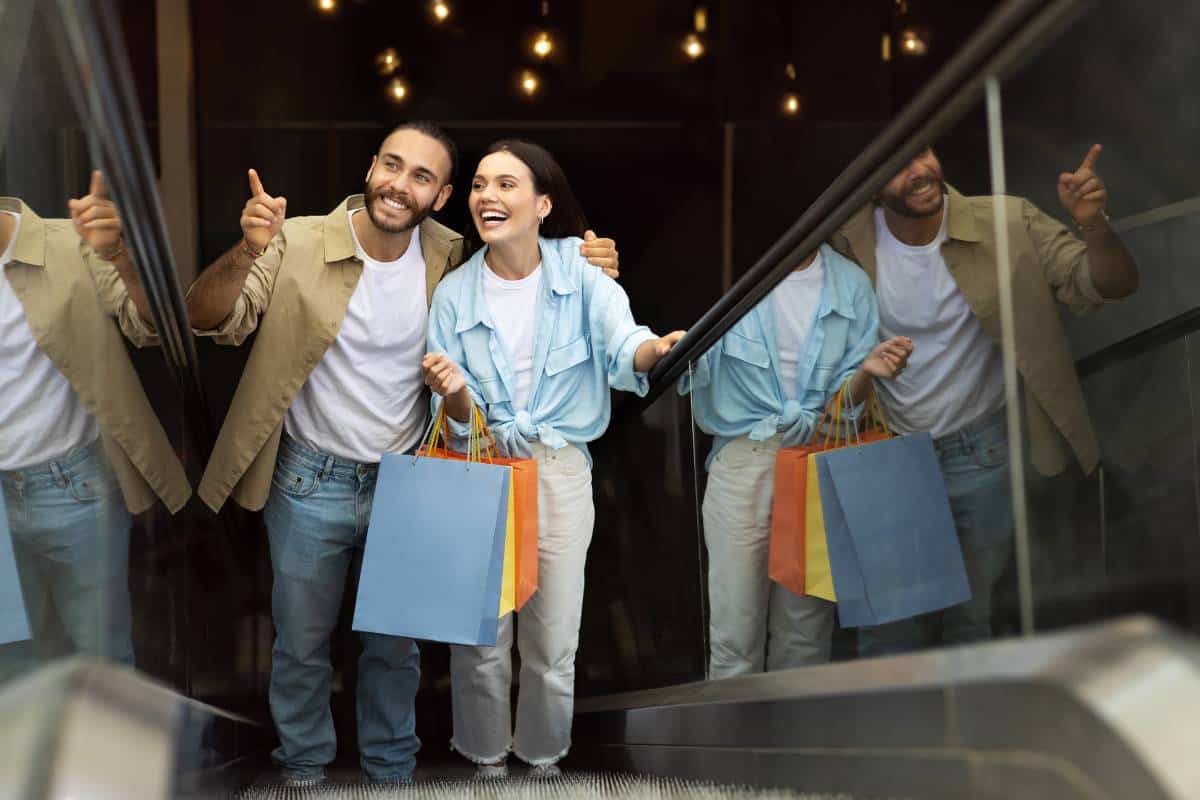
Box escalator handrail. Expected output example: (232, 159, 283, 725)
(50, 0, 216, 452)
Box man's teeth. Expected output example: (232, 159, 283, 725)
(383, 197, 408, 210)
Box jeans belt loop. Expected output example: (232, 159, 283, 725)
(49, 460, 67, 488)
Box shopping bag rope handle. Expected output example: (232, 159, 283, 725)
(414, 402, 501, 466)
(817, 380, 893, 450)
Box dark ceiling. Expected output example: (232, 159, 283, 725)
(167, 0, 1003, 125)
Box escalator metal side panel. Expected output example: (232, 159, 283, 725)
(0, 661, 74, 800)
(573, 616, 1198, 800)
(0, 658, 262, 800)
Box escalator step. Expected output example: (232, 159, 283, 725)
(233, 772, 851, 799)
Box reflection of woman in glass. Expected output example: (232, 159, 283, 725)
(423, 140, 683, 778)
(682, 246, 911, 679)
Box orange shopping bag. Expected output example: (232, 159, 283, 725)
(421, 405, 540, 612)
(768, 386, 890, 599)
(767, 439, 828, 597)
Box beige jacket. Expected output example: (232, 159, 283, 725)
(1, 198, 191, 513)
(192, 195, 464, 512)
(832, 186, 1111, 476)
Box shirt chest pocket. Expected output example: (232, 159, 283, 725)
(813, 316, 851, 379)
(462, 330, 510, 405)
(722, 330, 771, 369)
(546, 335, 591, 376)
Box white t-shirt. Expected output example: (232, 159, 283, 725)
(0, 211, 99, 470)
(771, 252, 825, 402)
(873, 196, 1005, 438)
(483, 262, 542, 410)
(284, 210, 429, 463)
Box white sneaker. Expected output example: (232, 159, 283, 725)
(528, 763, 562, 779)
(475, 762, 509, 780)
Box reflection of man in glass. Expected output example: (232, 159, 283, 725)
(0, 172, 190, 667)
(833, 145, 1139, 656)
(682, 243, 911, 678)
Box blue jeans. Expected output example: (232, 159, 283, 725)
(858, 409, 1014, 657)
(1, 438, 133, 665)
(263, 433, 421, 782)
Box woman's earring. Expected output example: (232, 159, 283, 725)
(537, 214, 545, 225)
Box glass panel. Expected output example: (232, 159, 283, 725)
(687, 100, 1024, 676)
(581, 389, 705, 693)
(0, 1, 190, 692)
(993, 0, 1200, 637)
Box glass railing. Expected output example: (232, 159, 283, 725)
(0, 0, 192, 695)
(994, 0, 1200, 641)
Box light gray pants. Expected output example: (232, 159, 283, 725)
(703, 435, 835, 679)
(450, 443, 595, 766)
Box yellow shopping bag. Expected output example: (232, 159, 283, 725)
(423, 405, 535, 618)
(804, 451, 837, 601)
(770, 384, 891, 601)
(805, 389, 892, 602)
(499, 476, 517, 616)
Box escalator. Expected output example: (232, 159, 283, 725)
(5, 616, 1197, 798)
(5, 1, 1200, 798)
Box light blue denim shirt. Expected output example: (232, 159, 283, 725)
(427, 236, 658, 462)
(680, 244, 880, 469)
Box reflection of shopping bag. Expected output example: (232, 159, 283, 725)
(354, 408, 511, 646)
(803, 452, 836, 601)
(0, 492, 30, 645)
(768, 442, 823, 597)
(419, 406, 539, 613)
(817, 431, 969, 628)
(769, 386, 886, 599)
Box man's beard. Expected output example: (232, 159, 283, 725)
(878, 180, 946, 219)
(363, 182, 435, 233)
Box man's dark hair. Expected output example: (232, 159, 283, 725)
(385, 120, 459, 185)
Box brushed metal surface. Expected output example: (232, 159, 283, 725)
(575, 617, 1199, 799)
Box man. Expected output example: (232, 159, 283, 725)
(176, 122, 620, 786)
(0, 172, 190, 669)
(832, 144, 1138, 656)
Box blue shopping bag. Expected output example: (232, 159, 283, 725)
(816, 432, 970, 628)
(0, 490, 31, 645)
(352, 453, 510, 646)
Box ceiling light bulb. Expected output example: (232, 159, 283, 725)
(899, 28, 928, 56)
(782, 93, 801, 116)
(388, 78, 409, 103)
(317, 0, 335, 11)
(518, 69, 541, 97)
(532, 31, 554, 58)
(432, 1, 450, 22)
(683, 33, 704, 60)
(374, 48, 401, 76)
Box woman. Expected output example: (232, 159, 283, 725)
(423, 140, 684, 778)
(682, 246, 912, 679)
